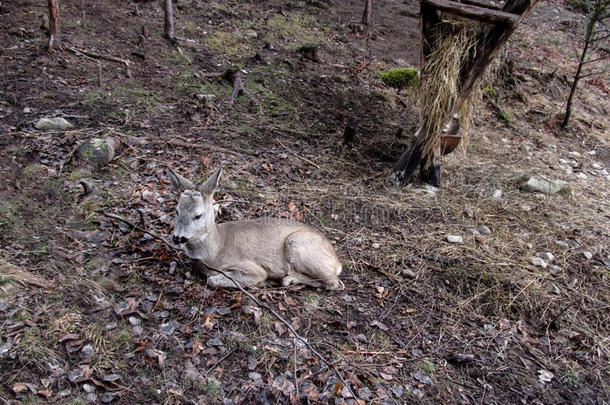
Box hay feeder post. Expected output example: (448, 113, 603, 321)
(388, 0, 540, 188)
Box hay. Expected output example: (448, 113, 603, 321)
(418, 20, 479, 158)
(0, 258, 52, 295)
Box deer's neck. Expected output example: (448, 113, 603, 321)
(185, 224, 222, 263)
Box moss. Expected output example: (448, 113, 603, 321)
(496, 109, 512, 125)
(378, 68, 419, 90)
(417, 359, 436, 375)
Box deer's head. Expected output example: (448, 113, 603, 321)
(167, 166, 222, 246)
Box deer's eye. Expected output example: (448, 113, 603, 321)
(194, 214, 202, 220)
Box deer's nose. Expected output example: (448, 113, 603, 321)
(173, 235, 188, 245)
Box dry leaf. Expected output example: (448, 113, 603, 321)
(58, 333, 81, 343)
(12, 383, 28, 394)
(370, 320, 389, 331)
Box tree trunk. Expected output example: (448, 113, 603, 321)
(47, 0, 60, 50)
(164, 0, 175, 41)
(362, 0, 372, 27)
(562, 14, 595, 128)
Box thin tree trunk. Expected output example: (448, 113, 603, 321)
(164, 0, 175, 41)
(362, 0, 372, 26)
(562, 15, 595, 128)
(47, 0, 60, 50)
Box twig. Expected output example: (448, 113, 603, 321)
(99, 211, 176, 249)
(206, 267, 359, 399)
(277, 140, 320, 169)
(65, 46, 132, 78)
(202, 348, 236, 377)
(228, 70, 263, 114)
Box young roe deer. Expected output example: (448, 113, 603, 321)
(167, 166, 344, 290)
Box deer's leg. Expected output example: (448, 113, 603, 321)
(284, 231, 343, 290)
(207, 264, 267, 289)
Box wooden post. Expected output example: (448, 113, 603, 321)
(47, 0, 60, 51)
(362, 0, 372, 33)
(388, 0, 540, 188)
(164, 0, 175, 42)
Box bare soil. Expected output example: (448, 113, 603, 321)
(1, 0, 609, 404)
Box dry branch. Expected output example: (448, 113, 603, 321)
(164, 0, 175, 43)
(65, 46, 132, 78)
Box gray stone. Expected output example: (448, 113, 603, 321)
(195, 93, 216, 103)
(583, 251, 593, 260)
(245, 29, 258, 38)
(248, 372, 262, 381)
(568, 151, 581, 158)
(132, 325, 143, 335)
(82, 384, 95, 393)
(555, 241, 569, 250)
(464, 208, 474, 218)
(592, 163, 602, 170)
(414, 371, 433, 385)
(519, 175, 572, 195)
(577, 172, 588, 180)
(402, 268, 416, 278)
(128, 316, 141, 326)
(537, 252, 554, 262)
(492, 189, 503, 199)
(35, 117, 73, 130)
(531, 257, 547, 268)
(80, 345, 94, 362)
(77, 137, 120, 169)
(477, 225, 492, 235)
(549, 265, 561, 275)
(446, 235, 463, 244)
(372, 242, 381, 249)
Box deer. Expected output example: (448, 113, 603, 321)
(167, 166, 344, 290)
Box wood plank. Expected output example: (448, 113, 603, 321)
(458, 0, 502, 10)
(423, 0, 519, 25)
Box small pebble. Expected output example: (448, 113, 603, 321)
(446, 235, 463, 244)
(492, 189, 503, 199)
(128, 316, 141, 326)
(526, 243, 533, 249)
(402, 269, 416, 278)
(532, 257, 547, 268)
(549, 265, 561, 275)
(537, 252, 554, 262)
(476, 225, 492, 235)
(371, 243, 381, 249)
(583, 251, 593, 260)
(577, 172, 588, 180)
(592, 163, 602, 170)
(555, 241, 569, 250)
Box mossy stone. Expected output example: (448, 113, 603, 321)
(378, 68, 419, 90)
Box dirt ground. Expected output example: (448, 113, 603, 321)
(1, 0, 609, 404)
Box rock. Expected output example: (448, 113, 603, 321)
(466, 228, 479, 236)
(568, 151, 581, 158)
(555, 241, 569, 250)
(446, 235, 463, 244)
(372, 242, 381, 249)
(531, 257, 547, 268)
(521, 204, 532, 211)
(80, 345, 94, 363)
(577, 172, 588, 180)
(546, 283, 561, 295)
(35, 117, 73, 130)
(402, 268, 416, 278)
(592, 163, 602, 170)
(583, 251, 593, 260)
(518, 175, 572, 195)
(355, 333, 367, 343)
(464, 208, 474, 218)
(132, 325, 143, 335)
(492, 189, 503, 199)
(357, 386, 373, 401)
(77, 137, 120, 169)
(587, 150, 596, 155)
(537, 252, 554, 262)
(82, 384, 95, 393)
(128, 316, 141, 326)
(414, 371, 433, 385)
(244, 29, 258, 38)
(549, 265, 561, 275)
(249, 372, 262, 381)
(195, 93, 216, 104)
(169, 261, 177, 275)
(476, 225, 492, 235)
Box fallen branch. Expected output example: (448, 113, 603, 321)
(99, 211, 176, 249)
(206, 267, 358, 400)
(277, 140, 320, 169)
(225, 68, 263, 114)
(65, 46, 132, 78)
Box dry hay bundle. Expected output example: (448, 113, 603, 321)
(419, 20, 479, 156)
(0, 258, 53, 295)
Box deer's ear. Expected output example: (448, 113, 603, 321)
(167, 167, 195, 193)
(199, 166, 222, 197)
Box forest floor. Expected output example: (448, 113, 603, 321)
(1, 0, 609, 404)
